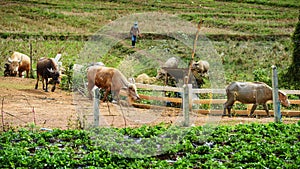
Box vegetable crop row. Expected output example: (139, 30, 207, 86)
(0, 122, 299, 168)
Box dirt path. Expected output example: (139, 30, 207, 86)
(0, 77, 76, 129)
(0, 77, 298, 130)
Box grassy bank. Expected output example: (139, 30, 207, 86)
(0, 0, 298, 37)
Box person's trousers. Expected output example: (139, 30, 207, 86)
(132, 35, 137, 47)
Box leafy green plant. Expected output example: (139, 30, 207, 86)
(1, 122, 299, 168)
(253, 68, 272, 85)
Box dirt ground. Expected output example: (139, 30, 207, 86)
(0, 77, 298, 130)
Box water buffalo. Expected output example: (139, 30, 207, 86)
(191, 60, 209, 74)
(89, 67, 140, 102)
(4, 63, 12, 77)
(7, 51, 31, 77)
(156, 57, 179, 80)
(223, 82, 290, 117)
(87, 65, 105, 99)
(136, 73, 156, 84)
(35, 58, 60, 92)
(88, 62, 105, 67)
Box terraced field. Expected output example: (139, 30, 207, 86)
(1, 0, 298, 85)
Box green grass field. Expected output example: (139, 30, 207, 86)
(0, 0, 298, 88)
(1, 0, 298, 36)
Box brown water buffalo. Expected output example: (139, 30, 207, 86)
(87, 65, 105, 99)
(223, 82, 290, 117)
(35, 58, 60, 92)
(7, 51, 31, 77)
(89, 67, 140, 102)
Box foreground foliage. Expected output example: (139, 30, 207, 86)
(0, 122, 299, 168)
(284, 12, 300, 89)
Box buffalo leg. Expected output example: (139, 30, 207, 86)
(35, 74, 39, 89)
(41, 78, 45, 90)
(263, 104, 270, 117)
(87, 81, 95, 99)
(18, 70, 22, 77)
(112, 91, 120, 103)
(227, 106, 233, 117)
(102, 88, 110, 102)
(26, 70, 29, 78)
(223, 99, 234, 117)
(44, 78, 48, 92)
(51, 84, 56, 92)
(223, 105, 227, 116)
(250, 103, 258, 117)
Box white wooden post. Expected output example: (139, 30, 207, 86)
(272, 65, 282, 122)
(188, 84, 193, 111)
(93, 88, 100, 127)
(183, 76, 190, 127)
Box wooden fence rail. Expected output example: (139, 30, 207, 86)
(136, 83, 300, 95)
(134, 83, 300, 117)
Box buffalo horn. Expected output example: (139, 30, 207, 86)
(47, 68, 54, 73)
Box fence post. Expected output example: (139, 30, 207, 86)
(272, 65, 282, 122)
(188, 84, 193, 111)
(1, 97, 4, 131)
(93, 88, 100, 127)
(29, 41, 34, 79)
(183, 76, 189, 127)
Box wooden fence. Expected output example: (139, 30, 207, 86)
(133, 83, 300, 117)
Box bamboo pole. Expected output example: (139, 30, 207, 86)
(187, 19, 204, 82)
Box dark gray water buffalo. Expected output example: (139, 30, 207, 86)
(4, 63, 11, 77)
(35, 58, 60, 92)
(7, 51, 31, 77)
(89, 67, 140, 102)
(223, 82, 290, 117)
(156, 57, 179, 80)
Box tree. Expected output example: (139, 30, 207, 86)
(284, 11, 300, 89)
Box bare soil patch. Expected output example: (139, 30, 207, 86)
(0, 77, 298, 130)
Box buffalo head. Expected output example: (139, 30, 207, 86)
(278, 91, 290, 107)
(47, 68, 60, 85)
(8, 58, 21, 76)
(126, 83, 140, 101)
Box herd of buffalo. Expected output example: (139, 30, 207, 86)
(4, 51, 290, 117)
(4, 51, 61, 92)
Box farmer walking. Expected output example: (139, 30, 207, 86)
(130, 21, 141, 48)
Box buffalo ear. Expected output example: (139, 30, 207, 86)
(121, 87, 128, 90)
(128, 77, 135, 84)
(19, 55, 23, 63)
(47, 68, 54, 73)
